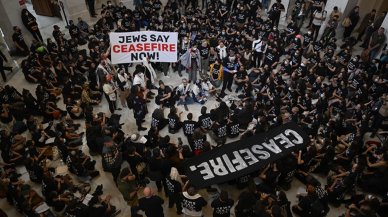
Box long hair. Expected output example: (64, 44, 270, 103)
(169, 167, 183, 184)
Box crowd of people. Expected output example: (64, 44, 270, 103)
(1, 0, 388, 217)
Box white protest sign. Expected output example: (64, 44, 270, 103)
(110, 31, 178, 63)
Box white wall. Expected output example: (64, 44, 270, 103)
(0, 0, 32, 47)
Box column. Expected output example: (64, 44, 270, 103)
(0, 0, 33, 47)
(317, 0, 355, 40)
(62, 0, 89, 21)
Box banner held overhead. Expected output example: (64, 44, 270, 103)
(110, 31, 178, 63)
(183, 122, 309, 188)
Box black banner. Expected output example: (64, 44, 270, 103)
(183, 122, 309, 188)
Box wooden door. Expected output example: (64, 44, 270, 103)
(31, 0, 55, 17)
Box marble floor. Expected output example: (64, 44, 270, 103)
(1, 1, 374, 217)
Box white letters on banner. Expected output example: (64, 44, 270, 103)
(189, 130, 305, 181)
(110, 31, 178, 63)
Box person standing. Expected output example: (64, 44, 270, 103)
(12, 26, 29, 56)
(0, 50, 12, 82)
(343, 6, 360, 39)
(130, 85, 148, 131)
(211, 191, 235, 217)
(117, 167, 140, 217)
(198, 41, 210, 79)
(101, 136, 123, 183)
(86, 0, 97, 17)
(357, 9, 376, 42)
(220, 52, 239, 98)
(311, 7, 326, 41)
(136, 187, 165, 217)
(116, 69, 131, 108)
(179, 44, 201, 83)
(209, 59, 223, 88)
(102, 75, 119, 114)
(21, 9, 43, 42)
(165, 167, 183, 215)
(366, 27, 386, 61)
(181, 184, 207, 217)
(306, 0, 325, 28)
(268, 0, 285, 28)
(252, 37, 267, 68)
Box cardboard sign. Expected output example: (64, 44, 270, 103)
(183, 122, 309, 188)
(110, 31, 178, 63)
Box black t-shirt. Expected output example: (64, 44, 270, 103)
(198, 113, 212, 129)
(264, 50, 280, 65)
(270, 3, 285, 16)
(280, 63, 292, 75)
(211, 63, 222, 79)
(213, 122, 227, 138)
(12, 32, 27, 48)
(138, 195, 164, 217)
(198, 45, 209, 58)
(211, 198, 235, 217)
(312, 41, 323, 52)
(191, 135, 206, 154)
(227, 122, 240, 138)
(53, 29, 62, 41)
(235, 70, 248, 80)
(26, 162, 43, 183)
(182, 192, 207, 212)
(183, 120, 197, 137)
(165, 177, 182, 195)
(168, 113, 180, 131)
(236, 11, 247, 23)
(69, 25, 80, 37)
(303, 33, 313, 46)
(157, 86, 172, 97)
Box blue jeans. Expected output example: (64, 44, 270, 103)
(178, 96, 194, 105)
